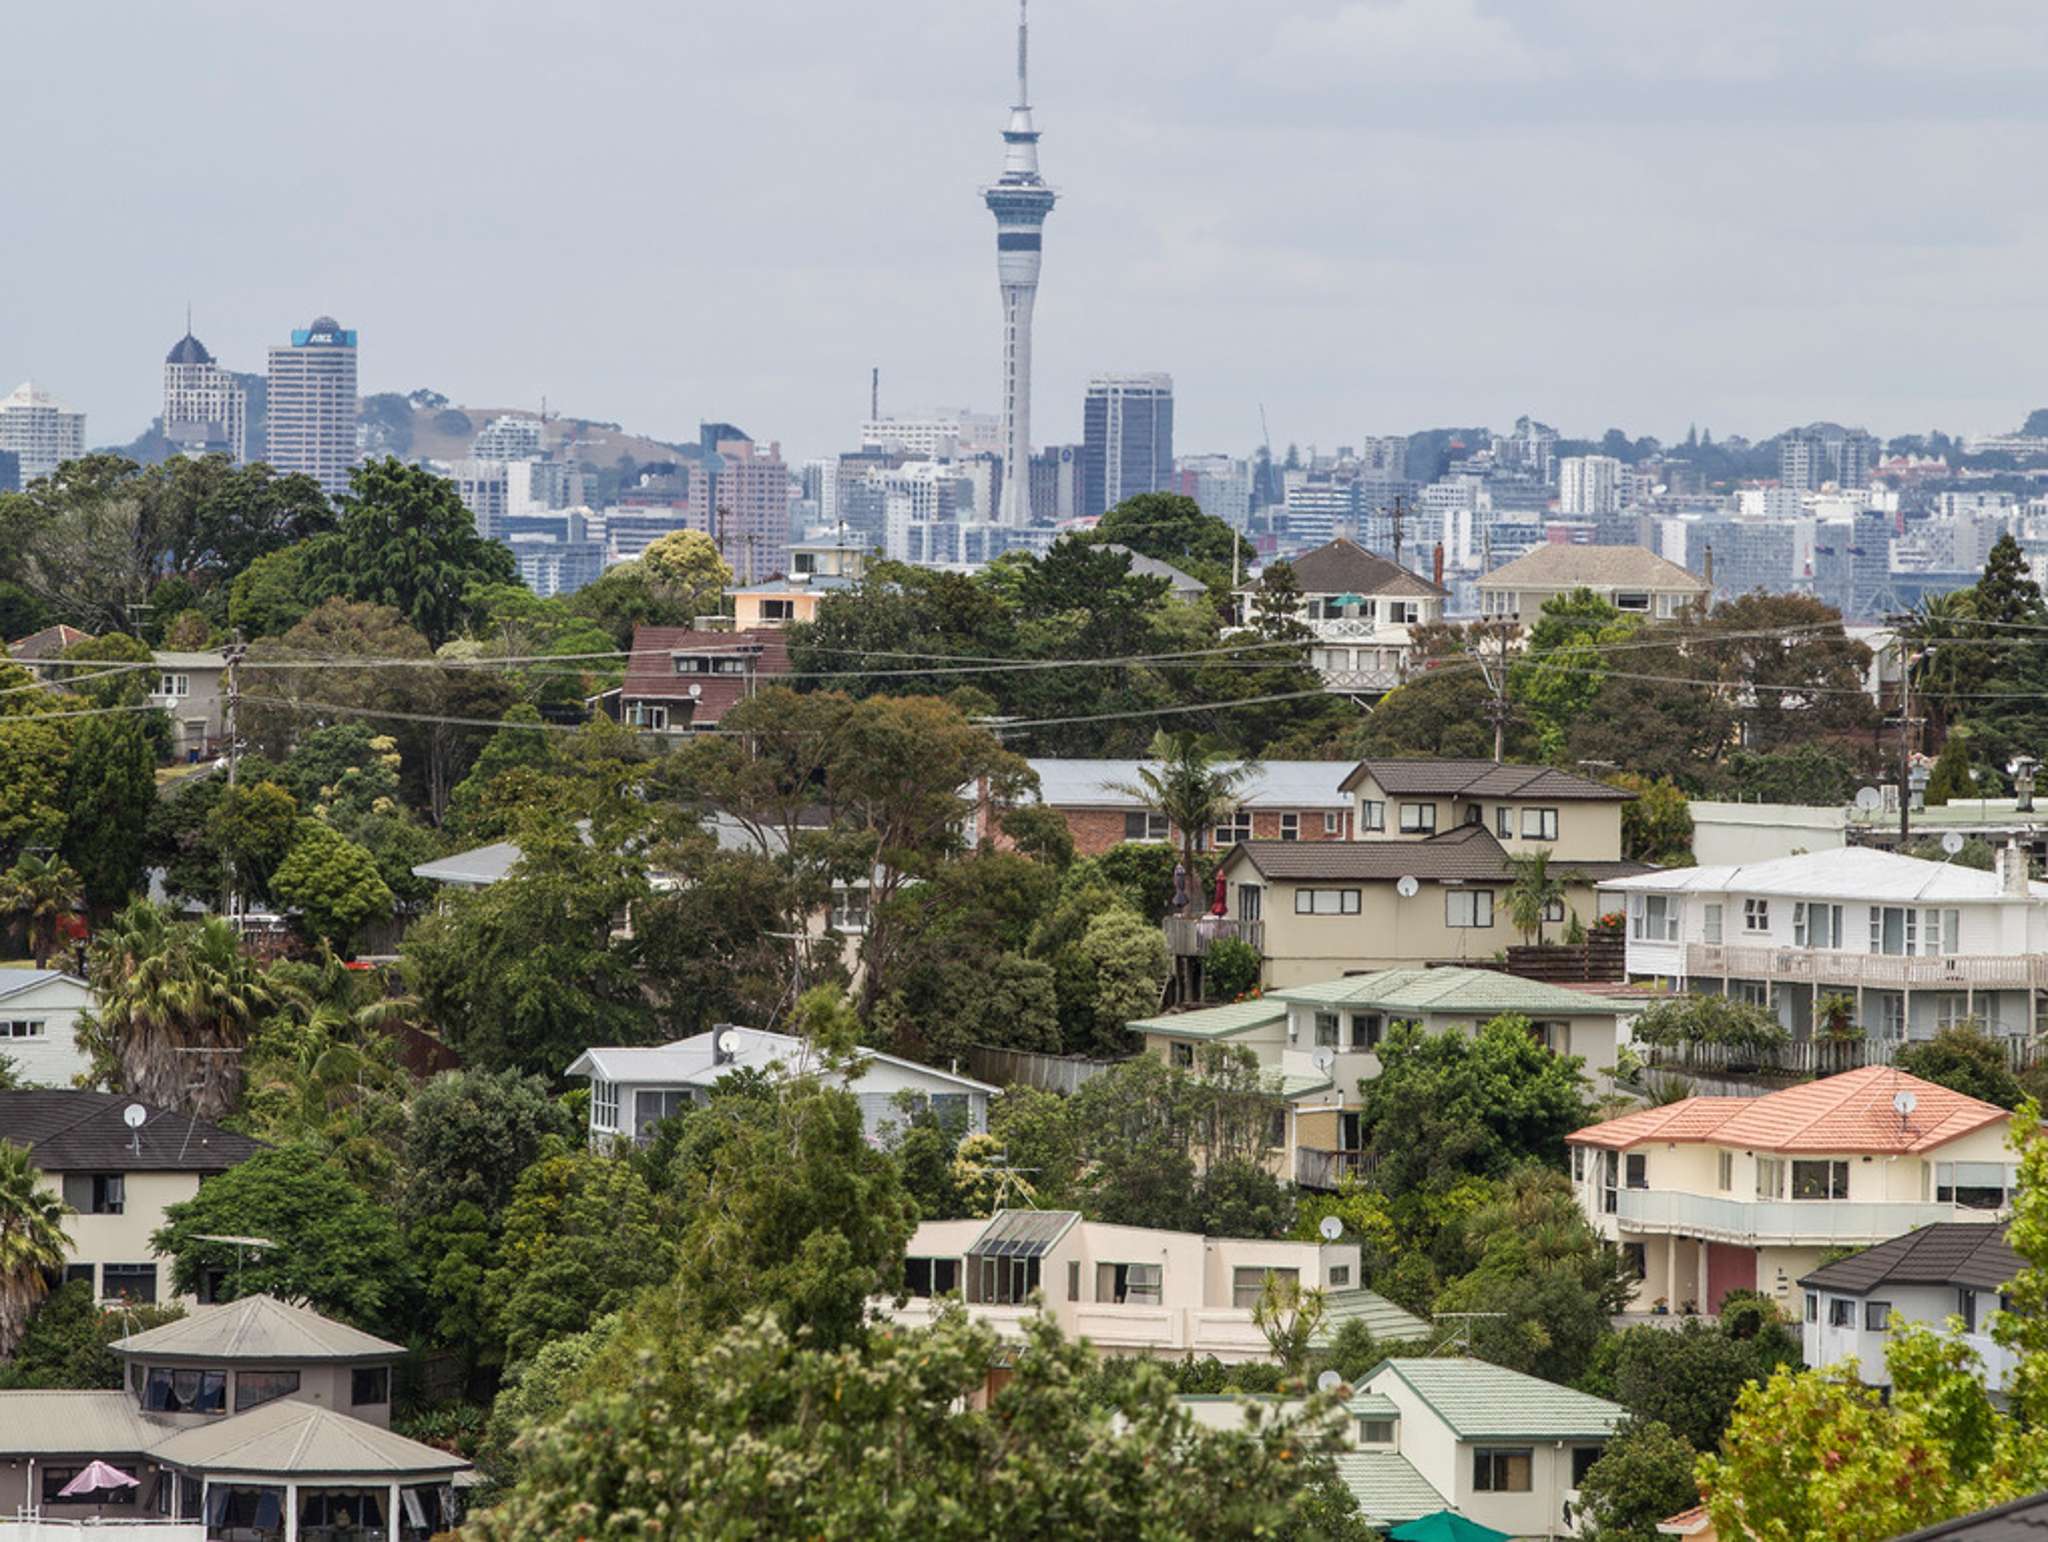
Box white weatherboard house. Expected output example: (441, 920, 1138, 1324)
(0, 970, 93, 1086)
(566, 1026, 998, 1148)
(1603, 845, 2048, 1041)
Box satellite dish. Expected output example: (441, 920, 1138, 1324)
(1941, 832, 1966, 856)
(688, 683, 704, 698)
(1317, 1370, 1344, 1393)
(1319, 1215, 1344, 1242)
(1313, 1048, 1335, 1074)
(1854, 786, 1883, 812)
(716, 1029, 741, 1056)
(1893, 1090, 1918, 1117)
(122, 1104, 147, 1130)
(1395, 875, 1421, 899)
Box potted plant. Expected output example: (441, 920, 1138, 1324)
(1652, 1296, 1670, 1316)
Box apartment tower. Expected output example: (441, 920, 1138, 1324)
(265, 314, 359, 498)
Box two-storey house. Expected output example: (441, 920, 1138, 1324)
(613, 625, 791, 732)
(978, 757, 1357, 857)
(1236, 538, 1449, 696)
(1194, 760, 1646, 990)
(0, 1294, 468, 1534)
(1800, 1223, 2023, 1396)
(1602, 845, 2048, 1042)
(1567, 1067, 2022, 1315)
(1476, 543, 1708, 625)
(0, 970, 94, 1086)
(149, 650, 229, 764)
(727, 539, 872, 629)
(3, 1091, 264, 1304)
(1132, 966, 1640, 1188)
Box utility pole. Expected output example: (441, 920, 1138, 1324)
(1886, 627, 1924, 845)
(1391, 494, 1406, 570)
(1474, 623, 1511, 764)
(221, 635, 247, 920)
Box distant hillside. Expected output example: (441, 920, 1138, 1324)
(373, 394, 693, 473)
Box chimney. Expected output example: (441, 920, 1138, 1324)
(2003, 840, 2031, 897)
(1432, 542, 1444, 588)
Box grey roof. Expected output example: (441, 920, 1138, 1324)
(1602, 845, 2048, 904)
(1332, 1451, 1446, 1527)
(1799, 1224, 2024, 1297)
(1284, 539, 1448, 599)
(1023, 757, 1353, 812)
(0, 969, 87, 1003)
(165, 333, 214, 366)
(1889, 1490, 2048, 1540)
(1317, 1289, 1433, 1346)
(1339, 758, 1633, 802)
(1479, 543, 1709, 593)
(1366, 1357, 1626, 1440)
(1127, 998, 1288, 1040)
(1101, 545, 1208, 595)
(565, 1026, 999, 1096)
(0, 1391, 167, 1455)
(412, 813, 789, 886)
(0, 1091, 264, 1174)
(114, 1296, 403, 1363)
(1274, 967, 1630, 1019)
(966, 1209, 1081, 1259)
(1225, 824, 1649, 885)
(149, 1397, 468, 1478)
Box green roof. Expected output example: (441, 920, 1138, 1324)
(1127, 999, 1286, 1040)
(1366, 1358, 1625, 1440)
(1272, 967, 1627, 1019)
(1318, 1289, 1433, 1347)
(1333, 1451, 1446, 1527)
(1269, 1072, 1333, 1099)
(1345, 1391, 1401, 1418)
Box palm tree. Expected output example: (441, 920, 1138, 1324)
(1106, 731, 1263, 906)
(77, 901, 286, 1120)
(0, 1138, 71, 1356)
(0, 853, 85, 968)
(1905, 589, 1979, 738)
(1504, 849, 1576, 946)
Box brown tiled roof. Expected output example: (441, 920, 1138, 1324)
(1284, 539, 1448, 599)
(1479, 543, 1709, 593)
(620, 626, 791, 727)
(1224, 825, 1650, 885)
(1338, 758, 1634, 801)
(7, 624, 93, 661)
(1799, 1223, 2022, 1297)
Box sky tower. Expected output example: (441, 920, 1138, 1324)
(984, 0, 1055, 525)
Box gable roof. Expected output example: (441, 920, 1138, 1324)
(1284, 539, 1448, 599)
(0, 969, 88, 1004)
(1338, 758, 1633, 802)
(1799, 1223, 2024, 1296)
(1568, 1068, 2013, 1156)
(1888, 1489, 2048, 1541)
(1272, 967, 1631, 1019)
(619, 626, 791, 726)
(1480, 543, 1708, 594)
(1127, 998, 1287, 1040)
(1367, 1357, 1625, 1440)
(113, 1295, 403, 1363)
(1024, 757, 1353, 812)
(566, 1025, 999, 1096)
(1317, 1288, 1434, 1346)
(8, 624, 93, 661)
(1601, 844, 2048, 903)
(1224, 825, 1649, 886)
(149, 1396, 469, 1478)
(0, 1090, 264, 1174)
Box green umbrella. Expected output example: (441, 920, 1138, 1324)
(1388, 1512, 1515, 1542)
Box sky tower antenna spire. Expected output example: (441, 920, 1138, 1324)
(1017, 0, 1029, 107)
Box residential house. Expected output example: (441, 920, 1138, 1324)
(2, 1090, 264, 1304)
(1132, 967, 1641, 1188)
(1657, 1506, 1719, 1540)
(1688, 800, 1850, 867)
(1102, 544, 1209, 603)
(149, 650, 229, 763)
(1237, 538, 1449, 695)
(876, 1211, 1423, 1383)
(1887, 1489, 2048, 1540)
(0, 1294, 467, 1534)
(1476, 543, 1709, 624)
(6, 623, 93, 682)
(1342, 1357, 1626, 1537)
(612, 625, 791, 732)
(566, 1025, 998, 1149)
(978, 757, 1357, 857)
(1800, 1222, 2024, 1394)
(1600, 845, 2048, 1042)
(1567, 1067, 2021, 1315)
(0, 970, 93, 1087)
(727, 539, 873, 628)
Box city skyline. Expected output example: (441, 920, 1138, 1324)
(9, 1, 2048, 464)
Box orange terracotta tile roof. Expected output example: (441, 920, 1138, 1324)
(1570, 1067, 2012, 1156)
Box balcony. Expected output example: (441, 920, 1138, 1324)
(1306, 616, 1378, 641)
(1611, 1187, 1981, 1245)
(1684, 942, 2048, 992)
(1317, 666, 1406, 694)
(1296, 1147, 1379, 1190)
(1164, 916, 1263, 958)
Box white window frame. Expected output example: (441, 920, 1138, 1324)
(1323, 811, 1341, 835)
(1520, 807, 1559, 841)
(1, 1019, 46, 1039)
(1794, 902, 1842, 950)
(1703, 903, 1722, 945)
(1213, 810, 1254, 848)
(1279, 813, 1300, 842)
(1446, 889, 1494, 928)
(628, 702, 669, 731)
(1632, 893, 1680, 942)
(1233, 1265, 1298, 1310)
(1123, 811, 1170, 842)
(1294, 888, 1361, 916)
(590, 1079, 620, 1131)
(1496, 805, 1513, 838)
(830, 887, 870, 933)
(156, 673, 191, 698)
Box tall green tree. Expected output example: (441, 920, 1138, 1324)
(1574, 1418, 1700, 1542)
(0, 1140, 71, 1357)
(60, 716, 157, 915)
(269, 819, 395, 952)
(1510, 589, 1639, 756)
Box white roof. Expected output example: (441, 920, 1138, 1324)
(1024, 758, 1352, 811)
(413, 815, 787, 887)
(566, 1026, 999, 1095)
(3, 380, 79, 412)
(1602, 845, 2048, 904)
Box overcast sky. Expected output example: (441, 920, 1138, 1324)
(9, 0, 2048, 464)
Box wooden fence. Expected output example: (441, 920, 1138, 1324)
(1642, 1034, 2046, 1079)
(966, 1044, 1132, 1095)
(1503, 934, 1627, 983)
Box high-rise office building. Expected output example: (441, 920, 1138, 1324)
(1557, 455, 1623, 516)
(0, 450, 18, 495)
(983, 1, 1056, 524)
(265, 315, 359, 498)
(163, 326, 247, 463)
(1081, 373, 1174, 518)
(702, 426, 793, 582)
(0, 381, 85, 485)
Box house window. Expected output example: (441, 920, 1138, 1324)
(1541, 897, 1566, 924)
(1601, 1150, 1619, 1214)
(1632, 894, 1680, 942)
(1098, 1263, 1163, 1305)
(1387, 600, 1420, 624)
(1625, 1153, 1648, 1190)
(1360, 800, 1386, 833)
(1936, 993, 1971, 1030)
(1445, 889, 1493, 928)
(1279, 813, 1300, 842)
(830, 887, 870, 932)
(1795, 903, 1843, 949)
(1870, 906, 1918, 956)
(145, 1366, 227, 1413)
(1866, 1301, 1892, 1332)
(1240, 884, 1263, 921)
(1069, 1261, 1081, 1301)
(1703, 903, 1722, 944)
(352, 1366, 391, 1406)
(1880, 992, 1906, 1041)
(591, 1079, 620, 1130)
(1743, 898, 1770, 933)
(1571, 1446, 1604, 1488)
(1521, 808, 1559, 841)
(235, 1370, 301, 1412)
(1757, 1157, 1785, 1200)
(1496, 806, 1513, 838)
(1473, 1449, 1534, 1493)
(157, 673, 191, 697)
(1170, 1041, 1194, 1070)
(1828, 1298, 1855, 1328)
(0, 1018, 45, 1038)
(627, 702, 669, 731)
(1350, 1013, 1382, 1050)
(1359, 1418, 1395, 1444)
(1806, 1292, 1818, 1323)
(635, 1089, 688, 1133)
(1791, 1160, 1850, 1200)
(1621, 1242, 1647, 1279)
(1960, 1289, 1979, 1332)
(1314, 1012, 1340, 1047)
(903, 1257, 960, 1298)
(62, 1173, 124, 1215)
(1934, 1162, 2013, 1210)
(1294, 888, 1360, 915)
(1329, 1266, 1352, 1288)
(1233, 1266, 1298, 1310)
(1573, 1147, 1586, 1181)
(1398, 803, 1437, 835)
(759, 598, 795, 621)
(1213, 810, 1253, 847)
(1615, 592, 1651, 612)
(102, 1264, 158, 1304)
(1925, 908, 1961, 956)
(1717, 1152, 1733, 1192)
(1124, 811, 1170, 842)
(1323, 812, 1341, 835)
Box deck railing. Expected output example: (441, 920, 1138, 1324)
(1163, 916, 1264, 958)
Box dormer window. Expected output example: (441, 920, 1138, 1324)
(1358, 1417, 1396, 1445)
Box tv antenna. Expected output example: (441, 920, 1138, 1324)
(1431, 1311, 1506, 1356)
